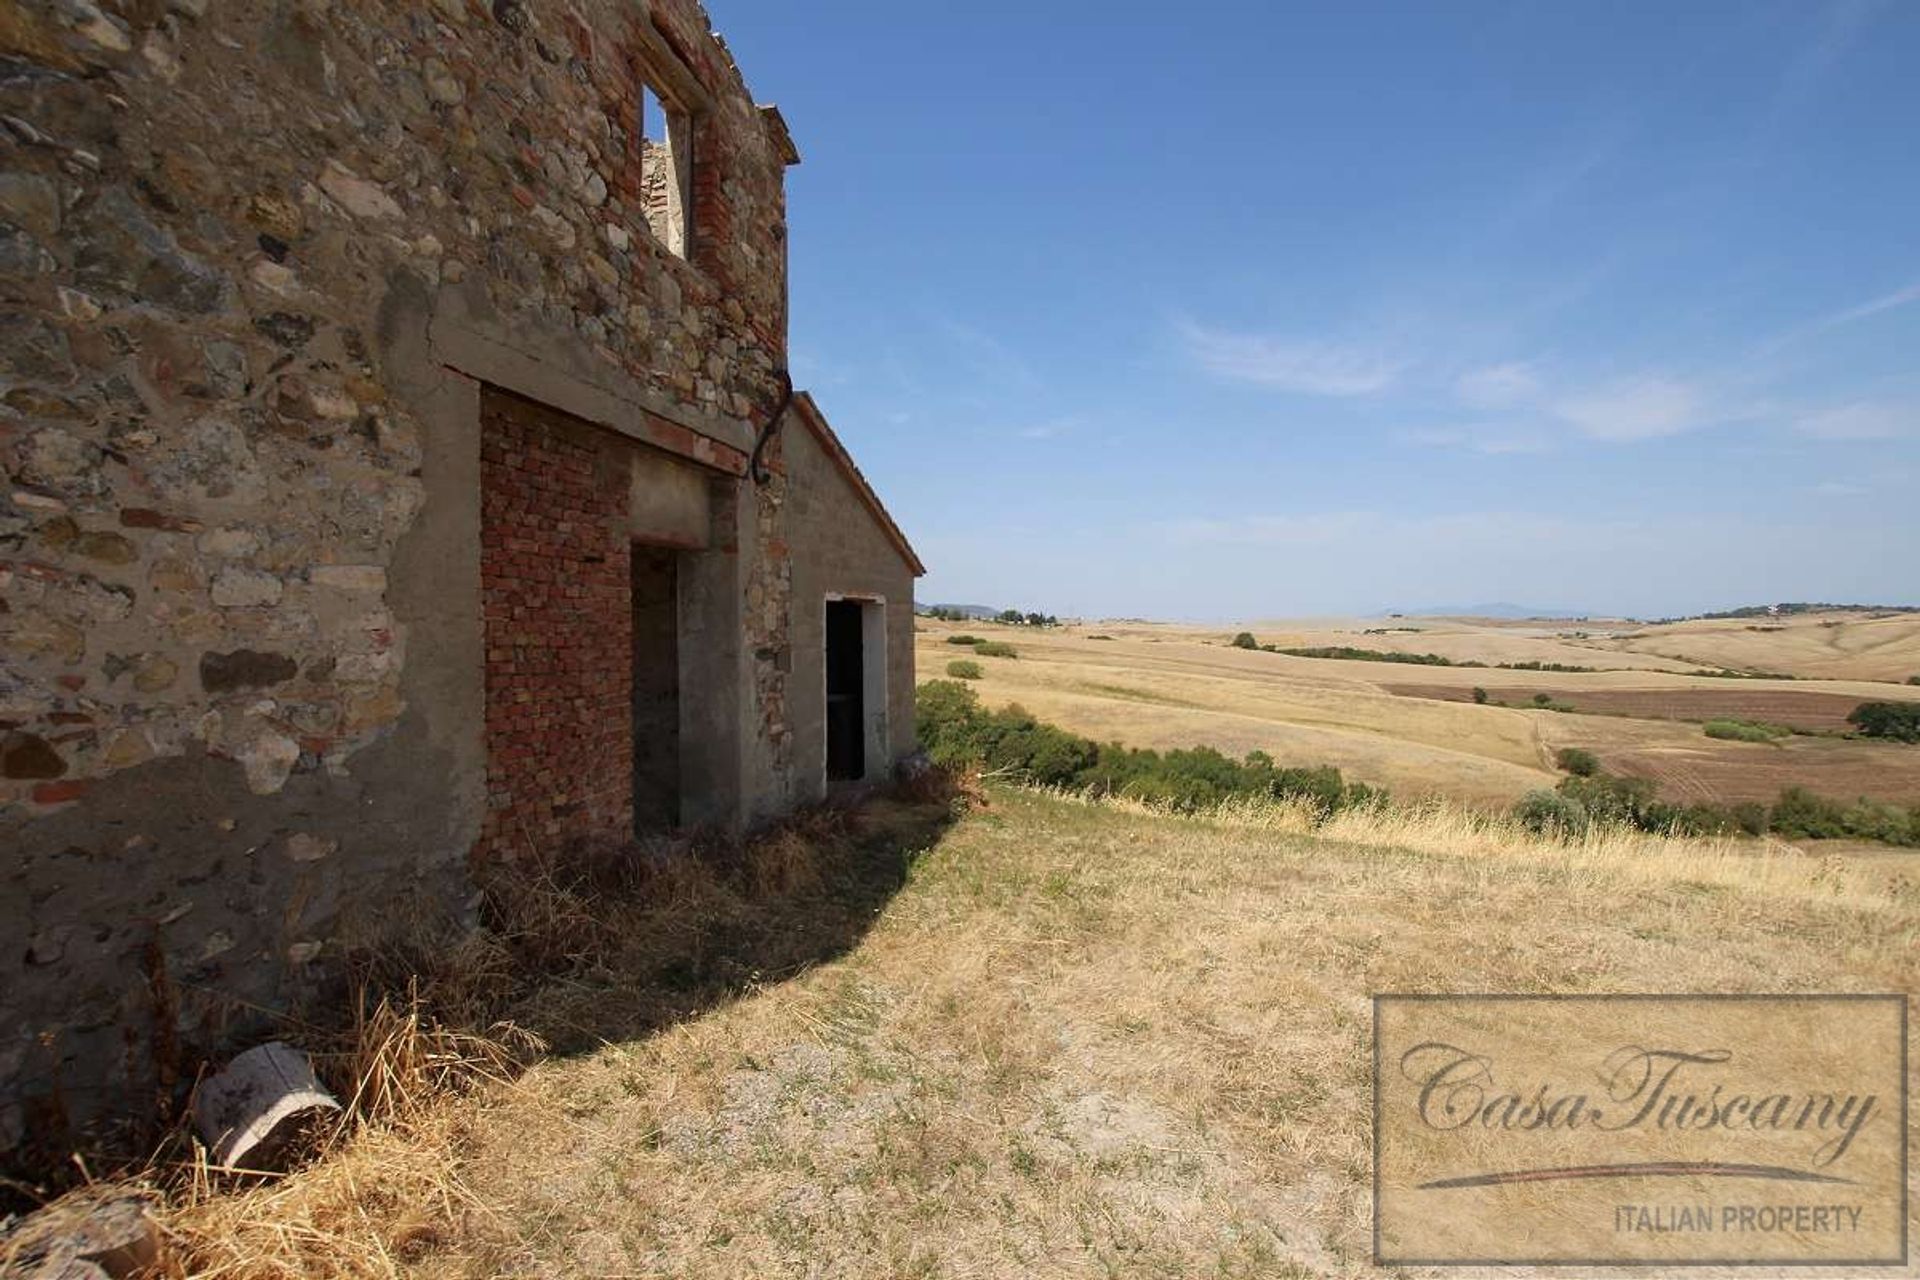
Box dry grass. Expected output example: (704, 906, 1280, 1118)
(1596, 611, 1920, 682)
(914, 615, 1920, 808)
(9, 790, 954, 1279)
(114, 781, 1918, 1277)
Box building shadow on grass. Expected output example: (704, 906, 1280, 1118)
(0, 781, 966, 1206)
(367, 779, 967, 1061)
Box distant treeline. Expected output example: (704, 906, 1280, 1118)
(922, 606, 1059, 627)
(1650, 602, 1919, 624)
(1231, 634, 1606, 673)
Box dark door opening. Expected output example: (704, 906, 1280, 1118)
(631, 544, 679, 830)
(825, 599, 865, 782)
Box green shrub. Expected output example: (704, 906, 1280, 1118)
(1908, 675, 1920, 686)
(1230, 632, 1258, 650)
(1556, 772, 1656, 826)
(1847, 701, 1920, 742)
(946, 634, 984, 646)
(913, 679, 1379, 818)
(1515, 789, 1589, 837)
(1555, 747, 1600, 777)
(1703, 719, 1792, 743)
(1729, 801, 1769, 837)
(1471, 687, 1489, 705)
(945, 659, 983, 680)
(1768, 786, 1851, 839)
(1532, 693, 1552, 707)
(1768, 787, 1918, 844)
(972, 641, 1018, 658)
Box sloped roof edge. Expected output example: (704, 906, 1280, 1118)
(789, 391, 926, 577)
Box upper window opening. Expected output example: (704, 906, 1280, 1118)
(640, 82, 691, 258)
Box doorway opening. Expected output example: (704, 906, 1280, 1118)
(825, 599, 865, 782)
(631, 543, 680, 830)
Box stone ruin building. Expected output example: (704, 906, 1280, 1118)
(0, 0, 924, 1153)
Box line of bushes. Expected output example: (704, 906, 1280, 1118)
(1703, 719, 1793, 743)
(1233, 638, 1615, 674)
(1275, 645, 1462, 666)
(916, 680, 1383, 816)
(947, 635, 1018, 658)
(1516, 767, 1918, 846)
(1241, 636, 1802, 681)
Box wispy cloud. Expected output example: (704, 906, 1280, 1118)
(1768, 0, 1886, 125)
(1151, 509, 1640, 555)
(1178, 319, 1404, 396)
(931, 314, 1041, 392)
(1454, 362, 1542, 410)
(1154, 511, 1377, 548)
(1554, 376, 1719, 442)
(1743, 277, 1920, 368)
(1483, 125, 1634, 243)
(1794, 402, 1915, 441)
(1014, 415, 1081, 441)
(1403, 425, 1551, 455)
(787, 347, 850, 390)
(1809, 280, 1920, 333)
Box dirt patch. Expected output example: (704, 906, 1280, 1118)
(1385, 682, 1881, 731)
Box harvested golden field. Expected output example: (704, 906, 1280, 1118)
(1384, 681, 1878, 731)
(146, 787, 1920, 1277)
(917, 615, 1920, 809)
(1232, 609, 1920, 682)
(1588, 611, 1920, 683)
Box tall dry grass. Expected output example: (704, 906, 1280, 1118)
(1047, 786, 1904, 912)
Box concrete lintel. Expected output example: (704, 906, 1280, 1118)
(428, 284, 752, 472)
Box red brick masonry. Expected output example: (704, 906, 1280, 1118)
(476, 390, 633, 860)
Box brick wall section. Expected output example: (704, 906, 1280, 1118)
(476, 391, 632, 861)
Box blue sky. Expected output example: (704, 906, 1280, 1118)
(719, 1, 1919, 620)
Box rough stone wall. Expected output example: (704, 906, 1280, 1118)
(0, 0, 800, 1151)
(1, 0, 792, 819)
(476, 389, 632, 863)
